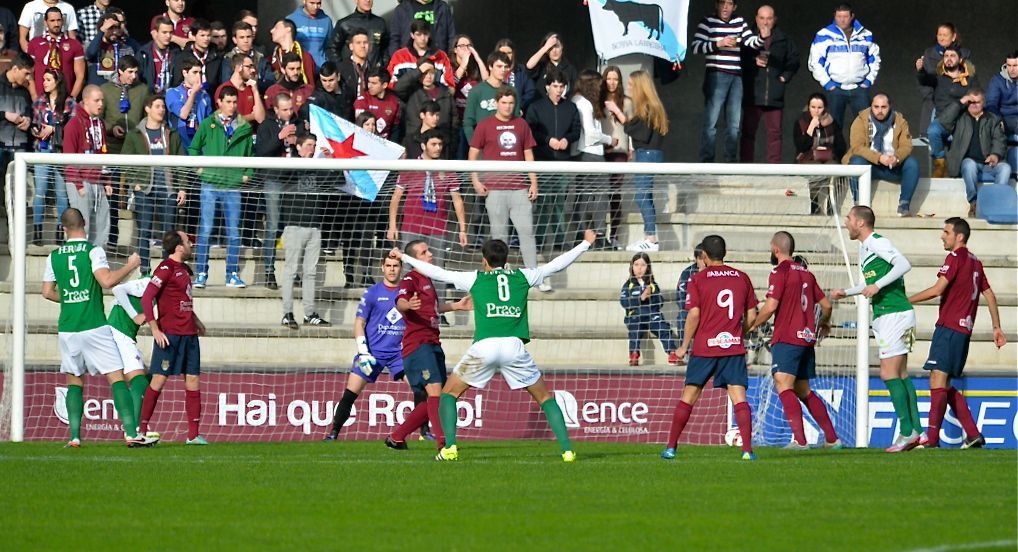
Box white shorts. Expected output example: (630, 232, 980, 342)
(59, 326, 125, 377)
(872, 310, 917, 360)
(111, 328, 145, 375)
(452, 337, 542, 390)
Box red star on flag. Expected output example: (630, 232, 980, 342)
(326, 134, 367, 159)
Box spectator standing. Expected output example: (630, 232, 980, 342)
(75, 0, 107, 51)
(526, 32, 579, 101)
(354, 67, 400, 140)
(843, 93, 918, 217)
(388, 0, 455, 58)
(0, 9, 17, 53)
(1, 54, 33, 214)
(208, 21, 227, 53)
(219, 21, 272, 91)
(149, 0, 193, 50)
(917, 46, 979, 178)
(18, 0, 78, 51)
(336, 27, 376, 100)
(388, 19, 454, 91)
(525, 69, 580, 253)
(137, 16, 180, 95)
(30, 68, 74, 244)
(165, 57, 211, 149)
(494, 38, 535, 112)
(189, 85, 254, 288)
(289, 0, 332, 67)
(601, 65, 631, 250)
(396, 57, 456, 151)
(401, 99, 441, 159)
(62, 84, 112, 247)
(265, 52, 316, 113)
(216, 53, 266, 128)
(84, 10, 140, 86)
(946, 90, 1011, 216)
(986, 51, 1018, 180)
(739, 5, 799, 164)
(26, 7, 84, 99)
(98, 54, 147, 154)
(326, 0, 389, 69)
(300, 61, 354, 122)
(449, 33, 486, 159)
(916, 23, 970, 137)
(121, 94, 186, 273)
(462, 51, 516, 144)
(269, 18, 315, 87)
(808, 3, 881, 133)
(690, 0, 760, 163)
(607, 70, 668, 253)
(0, 22, 17, 76)
(171, 19, 223, 93)
(468, 85, 545, 290)
(570, 69, 613, 246)
(675, 244, 705, 347)
(279, 133, 331, 328)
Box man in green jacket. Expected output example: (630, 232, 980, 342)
(188, 85, 254, 288)
(99, 54, 149, 155)
(122, 94, 186, 273)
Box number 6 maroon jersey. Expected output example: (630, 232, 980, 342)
(767, 260, 827, 347)
(685, 265, 758, 357)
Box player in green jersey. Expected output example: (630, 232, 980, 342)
(390, 229, 597, 462)
(109, 274, 157, 437)
(833, 206, 921, 452)
(41, 208, 159, 448)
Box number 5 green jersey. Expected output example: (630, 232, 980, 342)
(44, 239, 110, 333)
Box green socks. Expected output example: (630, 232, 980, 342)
(885, 378, 914, 435)
(902, 377, 921, 435)
(128, 374, 148, 432)
(439, 393, 458, 447)
(111, 381, 138, 439)
(541, 399, 573, 453)
(66, 385, 83, 441)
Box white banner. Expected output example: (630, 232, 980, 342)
(587, 0, 689, 64)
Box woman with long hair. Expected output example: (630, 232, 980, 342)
(525, 32, 579, 100)
(494, 38, 536, 111)
(605, 70, 667, 252)
(916, 23, 970, 136)
(601, 65, 632, 249)
(620, 252, 679, 366)
(571, 69, 615, 245)
(30, 69, 75, 245)
(450, 34, 487, 160)
(792, 93, 846, 213)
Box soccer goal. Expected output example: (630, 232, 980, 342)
(2, 152, 874, 447)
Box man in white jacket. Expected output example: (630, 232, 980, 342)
(807, 3, 880, 132)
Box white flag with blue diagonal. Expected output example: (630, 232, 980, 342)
(587, 0, 689, 64)
(306, 104, 405, 201)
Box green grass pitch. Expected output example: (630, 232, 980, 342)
(2, 441, 1015, 550)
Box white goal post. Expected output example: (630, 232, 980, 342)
(5, 152, 873, 445)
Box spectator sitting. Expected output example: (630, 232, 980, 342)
(794, 92, 847, 214)
(843, 93, 918, 217)
(30, 68, 75, 245)
(264, 51, 315, 113)
(279, 132, 331, 329)
(387, 19, 454, 91)
(807, 3, 881, 132)
(917, 45, 980, 177)
(916, 23, 970, 137)
(945, 90, 1011, 216)
(985, 51, 1017, 179)
(621, 252, 679, 367)
(396, 57, 456, 153)
(675, 244, 705, 347)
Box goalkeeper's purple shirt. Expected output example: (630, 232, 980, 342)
(357, 282, 405, 357)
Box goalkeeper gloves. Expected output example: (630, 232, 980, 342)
(356, 335, 376, 376)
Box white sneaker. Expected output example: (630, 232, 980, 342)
(626, 239, 660, 252)
(537, 281, 553, 293)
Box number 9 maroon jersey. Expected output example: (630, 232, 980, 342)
(685, 265, 758, 357)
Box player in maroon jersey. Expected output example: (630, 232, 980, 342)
(140, 230, 208, 444)
(908, 218, 1007, 449)
(748, 231, 841, 449)
(663, 235, 759, 460)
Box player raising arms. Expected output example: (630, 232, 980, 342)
(139, 230, 208, 445)
(832, 206, 921, 453)
(748, 232, 841, 449)
(908, 217, 1007, 449)
(384, 240, 472, 451)
(324, 255, 408, 441)
(390, 230, 597, 462)
(41, 208, 157, 447)
(663, 235, 759, 461)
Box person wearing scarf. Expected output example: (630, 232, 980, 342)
(269, 18, 316, 86)
(917, 46, 981, 177)
(26, 7, 85, 98)
(844, 93, 919, 217)
(916, 23, 971, 136)
(63, 84, 113, 247)
(99, 54, 148, 154)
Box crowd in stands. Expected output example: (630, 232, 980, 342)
(1, 0, 1016, 302)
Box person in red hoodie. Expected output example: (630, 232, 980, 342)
(63, 84, 112, 248)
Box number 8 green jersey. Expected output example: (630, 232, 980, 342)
(45, 239, 110, 333)
(470, 268, 533, 343)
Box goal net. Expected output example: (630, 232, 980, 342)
(2, 153, 873, 447)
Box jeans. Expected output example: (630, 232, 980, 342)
(927, 119, 949, 159)
(626, 314, 677, 353)
(634, 149, 662, 235)
(262, 180, 282, 273)
(848, 156, 919, 206)
(700, 71, 742, 162)
(135, 188, 177, 272)
(960, 158, 1013, 202)
(485, 188, 537, 268)
(739, 105, 783, 163)
(33, 163, 69, 226)
(196, 183, 241, 275)
(827, 87, 872, 133)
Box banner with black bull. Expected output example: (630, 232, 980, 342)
(586, 0, 689, 64)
